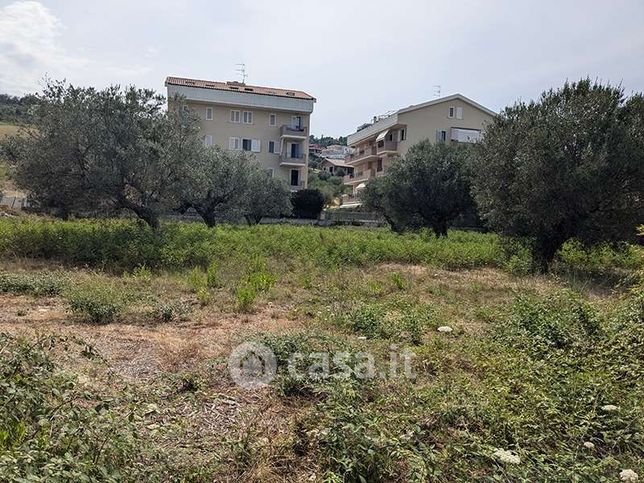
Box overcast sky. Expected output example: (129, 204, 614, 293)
(1, 0, 643, 136)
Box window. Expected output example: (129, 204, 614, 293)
(243, 111, 253, 124)
(448, 107, 455, 118)
(229, 137, 240, 150)
(400, 129, 406, 141)
(268, 141, 277, 154)
(290, 169, 300, 187)
(291, 115, 302, 129)
(377, 158, 383, 172)
(230, 110, 240, 123)
(205, 107, 213, 120)
(456, 107, 463, 120)
(269, 113, 276, 126)
(242, 139, 261, 152)
(204, 135, 212, 146)
(436, 130, 447, 142)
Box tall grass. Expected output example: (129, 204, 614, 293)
(0, 218, 640, 277)
(0, 218, 505, 271)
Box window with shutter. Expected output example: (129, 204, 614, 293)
(229, 137, 240, 150)
(456, 107, 463, 119)
(251, 139, 261, 152)
(269, 113, 276, 126)
(243, 111, 253, 124)
(205, 107, 213, 120)
(230, 110, 240, 123)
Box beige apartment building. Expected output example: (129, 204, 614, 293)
(165, 77, 315, 189)
(343, 94, 495, 199)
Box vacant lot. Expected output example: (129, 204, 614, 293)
(0, 219, 642, 482)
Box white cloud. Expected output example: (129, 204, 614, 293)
(0, 0, 148, 95)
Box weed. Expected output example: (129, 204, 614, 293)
(0, 271, 66, 296)
(235, 283, 257, 313)
(389, 271, 408, 290)
(206, 260, 221, 288)
(66, 280, 130, 323)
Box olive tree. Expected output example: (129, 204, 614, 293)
(472, 79, 644, 270)
(4, 81, 202, 228)
(242, 170, 292, 225)
(362, 141, 474, 236)
(183, 146, 292, 226)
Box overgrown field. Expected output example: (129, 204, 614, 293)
(0, 219, 642, 481)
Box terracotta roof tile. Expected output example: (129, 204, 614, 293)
(165, 76, 315, 101)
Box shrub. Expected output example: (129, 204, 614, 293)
(235, 283, 257, 313)
(0, 334, 151, 480)
(66, 280, 129, 323)
(505, 291, 600, 353)
(151, 300, 189, 322)
(0, 271, 66, 296)
(206, 261, 221, 288)
(291, 189, 325, 219)
(329, 300, 432, 344)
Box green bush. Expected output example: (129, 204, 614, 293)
(504, 291, 600, 353)
(206, 260, 221, 288)
(0, 334, 151, 480)
(338, 301, 432, 344)
(66, 280, 129, 323)
(291, 189, 325, 219)
(234, 283, 256, 313)
(0, 271, 66, 296)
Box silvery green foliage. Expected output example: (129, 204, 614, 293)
(4, 81, 204, 228)
(473, 79, 644, 270)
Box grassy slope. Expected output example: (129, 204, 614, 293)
(0, 221, 642, 481)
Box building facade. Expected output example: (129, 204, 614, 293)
(166, 77, 316, 190)
(343, 94, 495, 199)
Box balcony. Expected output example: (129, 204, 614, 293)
(346, 145, 377, 165)
(280, 125, 308, 138)
(376, 140, 397, 153)
(280, 153, 307, 166)
(343, 169, 374, 185)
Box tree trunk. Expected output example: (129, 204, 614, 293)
(534, 238, 563, 273)
(195, 206, 217, 228)
(120, 199, 160, 230)
(432, 220, 448, 238)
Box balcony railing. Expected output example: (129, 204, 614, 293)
(280, 125, 308, 137)
(376, 140, 397, 153)
(347, 145, 377, 164)
(280, 153, 307, 165)
(343, 169, 374, 185)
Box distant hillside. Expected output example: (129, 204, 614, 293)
(309, 134, 347, 147)
(0, 93, 36, 124)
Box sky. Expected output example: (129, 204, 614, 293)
(1, 0, 643, 137)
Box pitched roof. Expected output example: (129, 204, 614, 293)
(165, 76, 315, 101)
(397, 93, 496, 117)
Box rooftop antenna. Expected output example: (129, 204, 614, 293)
(433, 85, 441, 98)
(236, 63, 247, 84)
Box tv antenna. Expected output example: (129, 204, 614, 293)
(236, 63, 248, 84)
(433, 85, 441, 98)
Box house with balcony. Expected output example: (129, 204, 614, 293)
(342, 94, 495, 202)
(165, 76, 315, 190)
